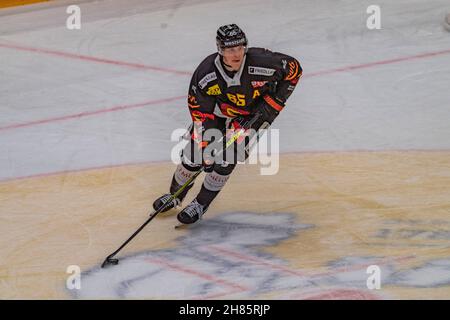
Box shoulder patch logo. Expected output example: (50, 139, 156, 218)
(248, 66, 275, 76)
(285, 60, 301, 81)
(251, 81, 267, 88)
(198, 72, 217, 89)
(206, 84, 222, 96)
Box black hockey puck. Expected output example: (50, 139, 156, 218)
(101, 258, 119, 268)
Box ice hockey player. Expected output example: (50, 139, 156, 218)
(153, 24, 302, 224)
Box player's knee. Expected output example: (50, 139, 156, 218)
(181, 156, 202, 172)
(180, 146, 203, 171)
(202, 163, 235, 194)
(213, 162, 236, 175)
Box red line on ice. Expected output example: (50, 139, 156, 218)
(1, 43, 450, 182)
(204, 245, 310, 277)
(292, 288, 381, 300)
(204, 245, 415, 280)
(146, 257, 248, 291)
(0, 42, 192, 75)
(304, 48, 450, 78)
(0, 95, 185, 132)
(1, 44, 449, 133)
(0, 160, 170, 183)
(145, 257, 249, 299)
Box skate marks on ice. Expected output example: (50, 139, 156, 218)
(71, 212, 450, 299)
(369, 219, 450, 288)
(372, 219, 450, 248)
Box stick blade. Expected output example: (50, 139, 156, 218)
(101, 258, 119, 268)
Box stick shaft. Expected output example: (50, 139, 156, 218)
(103, 112, 262, 262)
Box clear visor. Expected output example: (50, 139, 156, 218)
(217, 42, 248, 55)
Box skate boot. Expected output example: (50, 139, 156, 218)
(153, 193, 182, 212)
(153, 162, 203, 212)
(177, 198, 209, 224)
(153, 181, 194, 213)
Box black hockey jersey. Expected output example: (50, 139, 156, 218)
(187, 47, 302, 126)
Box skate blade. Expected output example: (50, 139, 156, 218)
(174, 221, 201, 229)
(174, 223, 190, 229)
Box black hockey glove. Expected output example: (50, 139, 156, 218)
(187, 121, 216, 172)
(257, 95, 284, 124)
(232, 95, 284, 134)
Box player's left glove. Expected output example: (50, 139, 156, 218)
(230, 94, 284, 131)
(258, 95, 284, 124)
(232, 95, 284, 134)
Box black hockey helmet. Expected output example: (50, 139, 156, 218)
(216, 24, 248, 54)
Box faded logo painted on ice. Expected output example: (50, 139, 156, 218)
(70, 213, 450, 299)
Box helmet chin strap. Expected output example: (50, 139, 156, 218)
(223, 60, 233, 69)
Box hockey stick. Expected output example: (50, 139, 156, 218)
(101, 112, 262, 268)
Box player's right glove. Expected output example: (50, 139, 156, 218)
(189, 120, 216, 172)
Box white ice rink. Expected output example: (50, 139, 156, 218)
(1, 0, 450, 299)
(1, 0, 450, 181)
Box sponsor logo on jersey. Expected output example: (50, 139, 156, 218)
(188, 94, 200, 109)
(198, 72, 217, 89)
(285, 60, 301, 81)
(219, 103, 250, 118)
(206, 84, 222, 96)
(251, 81, 267, 88)
(248, 66, 275, 76)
